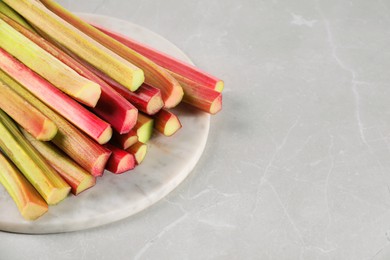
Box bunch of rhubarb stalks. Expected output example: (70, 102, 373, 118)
(0, 0, 223, 220)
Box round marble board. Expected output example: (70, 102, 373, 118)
(0, 14, 210, 234)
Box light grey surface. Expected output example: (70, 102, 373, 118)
(2, 0, 390, 259)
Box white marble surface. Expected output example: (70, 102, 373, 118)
(2, 0, 390, 259)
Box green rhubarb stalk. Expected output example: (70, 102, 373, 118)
(39, 0, 183, 108)
(0, 1, 34, 31)
(3, 0, 144, 91)
(0, 70, 111, 177)
(0, 79, 57, 141)
(0, 151, 48, 220)
(0, 109, 70, 205)
(22, 130, 96, 195)
(0, 15, 101, 107)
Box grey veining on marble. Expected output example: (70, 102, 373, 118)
(2, 0, 390, 259)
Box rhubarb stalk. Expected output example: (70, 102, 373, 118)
(154, 109, 182, 137)
(171, 72, 222, 114)
(3, 0, 144, 90)
(96, 25, 224, 92)
(0, 47, 112, 144)
(134, 114, 154, 143)
(126, 142, 148, 165)
(39, 0, 184, 108)
(111, 130, 138, 150)
(0, 1, 34, 31)
(0, 110, 70, 205)
(94, 25, 223, 114)
(104, 144, 135, 174)
(0, 15, 102, 107)
(75, 58, 164, 115)
(0, 151, 48, 220)
(22, 130, 96, 195)
(0, 14, 138, 133)
(0, 70, 111, 177)
(0, 79, 57, 141)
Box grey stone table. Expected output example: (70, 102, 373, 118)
(2, 0, 390, 259)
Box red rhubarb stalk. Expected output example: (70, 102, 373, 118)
(154, 109, 182, 137)
(0, 47, 112, 144)
(104, 144, 135, 174)
(94, 25, 224, 92)
(171, 72, 222, 114)
(111, 130, 138, 150)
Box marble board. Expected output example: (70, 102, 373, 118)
(0, 14, 210, 234)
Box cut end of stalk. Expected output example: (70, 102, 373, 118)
(164, 117, 182, 137)
(146, 94, 164, 115)
(90, 150, 112, 177)
(75, 175, 96, 195)
(22, 201, 48, 221)
(209, 94, 222, 115)
(115, 153, 135, 174)
(137, 121, 154, 143)
(132, 69, 145, 91)
(45, 186, 71, 205)
(215, 80, 224, 92)
(135, 145, 147, 164)
(75, 82, 102, 107)
(36, 118, 58, 141)
(123, 135, 138, 150)
(127, 142, 147, 165)
(163, 85, 184, 109)
(97, 125, 113, 144)
(0, 151, 48, 220)
(118, 109, 138, 135)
